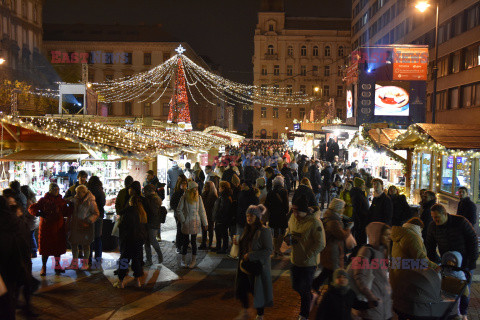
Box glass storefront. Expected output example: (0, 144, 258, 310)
(420, 153, 431, 189)
(441, 155, 454, 193)
(455, 157, 468, 194)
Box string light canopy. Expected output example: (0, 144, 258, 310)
(0, 114, 231, 160)
(91, 45, 317, 106)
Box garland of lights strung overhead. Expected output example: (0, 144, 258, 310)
(91, 45, 317, 106)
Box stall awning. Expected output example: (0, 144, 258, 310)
(0, 150, 89, 162)
(368, 128, 405, 147)
(390, 123, 480, 150)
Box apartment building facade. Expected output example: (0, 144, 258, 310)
(253, 2, 351, 139)
(351, 0, 480, 123)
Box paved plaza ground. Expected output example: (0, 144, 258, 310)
(16, 210, 480, 320)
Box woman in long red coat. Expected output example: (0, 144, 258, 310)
(28, 183, 71, 276)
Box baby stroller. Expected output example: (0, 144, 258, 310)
(392, 266, 471, 320)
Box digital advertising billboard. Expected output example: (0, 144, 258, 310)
(374, 82, 410, 116)
(346, 88, 353, 118)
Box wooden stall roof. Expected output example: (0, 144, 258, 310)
(1, 150, 89, 162)
(390, 123, 480, 150)
(368, 128, 405, 147)
(416, 124, 480, 149)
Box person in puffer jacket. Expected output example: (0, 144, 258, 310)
(285, 194, 325, 320)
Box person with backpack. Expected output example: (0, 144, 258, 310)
(264, 176, 289, 257)
(313, 198, 351, 291)
(285, 195, 326, 320)
(115, 195, 148, 288)
(350, 222, 393, 320)
(143, 184, 164, 266)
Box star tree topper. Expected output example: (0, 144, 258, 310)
(175, 45, 186, 55)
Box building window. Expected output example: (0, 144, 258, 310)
(300, 85, 306, 94)
(21, 0, 26, 17)
(125, 52, 133, 65)
(464, 44, 480, 70)
(336, 108, 343, 119)
(105, 74, 114, 81)
(286, 107, 292, 118)
(287, 46, 294, 56)
(273, 85, 279, 95)
(163, 102, 170, 116)
(301, 46, 307, 56)
(449, 87, 459, 109)
(323, 85, 330, 97)
(337, 65, 343, 76)
(273, 65, 279, 76)
(269, 24, 274, 31)
(301, 65, 307, 76)
(163, 52, 170, 61)
(313, 46, 319, 56)
(324, 66, 330, 76)
(325, 46, 331, 57)
(261, 65, 267, 75)
(33, 4, 37, 22)
(438, 57, 448, 77)
(273, 107, 279, 118)
(261, 107, 267, 118)
(451, 52, 460, 73)
(312, 65, 318, 75)
(144, 53, 151, 65)
(286, 85, 293, 96)
(466, 4, 480, 30)
(287, 65, 293, 76)
(337, 85, 343, 97)
(299, 108, 306, 119)
(338, 46, 344, 57)
(125, 102, 133, 116)
(435, 90, 446, 110)
(462, 85, 473, 108)
(261, 85, 267, 95)
(267, 45, 274, 55)
(143, 103, 151, 116)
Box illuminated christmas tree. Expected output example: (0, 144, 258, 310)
(167, 45, 192, 131)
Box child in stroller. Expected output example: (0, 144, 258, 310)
(393, 251, 470, 320)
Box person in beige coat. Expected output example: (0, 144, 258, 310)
(67, 185, 99, 270)
(285, 194, 326, 320)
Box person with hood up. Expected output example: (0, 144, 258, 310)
(236, 180, 259, 236)
(285, 195, 326, 320)
(28, 183, 70, 276)
(66, 185, 100, 270)
(264, 176, 289, 257)
(177, 181, 208, 269)
(314, 269, 372, 320)
(193, 162, 205, 195)
(167, 161, 184, 200)
(212, 181, 233, 253)
(313, 198, 352, 291)
(390, 217, 440, 314)
(9, 180, 27, 211)
(292, 178, 319, 213)
(339, 180, 353, 218)
(351, 222, 393, 320)
(143, 184, 164, 266)
(234, 205, 273, 320)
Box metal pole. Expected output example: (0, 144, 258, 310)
(431, 2, 439, 124)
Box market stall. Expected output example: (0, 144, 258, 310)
(389, 123, 480, 216)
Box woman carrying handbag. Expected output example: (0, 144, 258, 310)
(234, 205, 273, 320)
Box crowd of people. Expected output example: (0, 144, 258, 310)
(1, 139, 479, 320)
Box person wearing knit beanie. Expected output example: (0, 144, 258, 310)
(354, 177, 365, 188)
(273, 175, 284, 188)
(245, 204, 266, 220)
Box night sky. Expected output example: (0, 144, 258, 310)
(43, 0, 351, 84)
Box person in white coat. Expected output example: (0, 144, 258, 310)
(177, 181, 208, 268)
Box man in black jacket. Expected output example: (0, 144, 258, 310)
(309, 161, 322, 204)
(368, 178, 393, 226)
(236, 180, 259, 236)
(350, 177, 369, 245)
(457, 187, 477, 227)
(426, 203, 478, 318)
(420, 191, 436, 242)
(320, 162, 333, 210)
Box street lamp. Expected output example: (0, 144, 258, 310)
(0, 58, 5, 65)
(416, 0, 439, 124)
